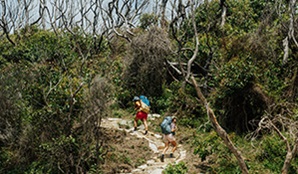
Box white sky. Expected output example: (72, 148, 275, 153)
(0, 0, 198, 34)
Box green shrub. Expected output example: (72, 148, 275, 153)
(154, 81, 206, 128)
(255, 134, 298, 173)
(193, 131, 222, 161)
(0, 28, 113, 173)
(164, 162, 188, 174)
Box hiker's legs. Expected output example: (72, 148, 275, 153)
(141, 119, 148, 135)
(167, 134, 177, 157)
(162, 141, 170, 154)
(134, 117, 139, 130)
(170, 140, 177, 154)
(161, 141, 169, 162)
(142, 119, 148, 131)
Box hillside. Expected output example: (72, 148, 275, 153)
(1, 0, 298, 174)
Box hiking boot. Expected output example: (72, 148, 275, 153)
(144, 130, 148, 135)
(134, 127, 137, 131)
(160, 154, 164, 162)
(170, 153, 174, 158)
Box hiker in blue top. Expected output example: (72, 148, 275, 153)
(160, 116, 177, 162)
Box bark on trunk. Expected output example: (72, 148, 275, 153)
(191, 76, 249, 174)
(281, 139, 298, 174)
(271, 122, 298, 174)
(220, 0, 227, 28)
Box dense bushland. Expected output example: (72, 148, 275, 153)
(0, 29, 114, 173)
(0, 0, 297, 173)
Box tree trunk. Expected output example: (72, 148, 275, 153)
(270, 121, 298, 174)
(191, 76, 249, 174)
(281, 138, 298, 174)
(160, 0, 168, 29)
(220, 0, 227, 28)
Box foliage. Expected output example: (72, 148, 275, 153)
(193, 131, 223, 162)
(254, 134, 298, 173)
(212, 57, 269, 134)
(190, 0, 291, 134)
(139, 13, 158, 30)
(121, 27, 172, 105)
(0, 28, 113, 173)
(215, 58, 256, 96)
(193, 132, 243, 174)
(164, 162, 188, 174)
(0, 64, 29, 145)
(192, 129, 298, 173)
(256, 135, 285, 172)
(1, 0, 298, 173)
(224, 0, 259, 33)
(154, 81, 207, 128)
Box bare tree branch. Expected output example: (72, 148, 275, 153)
(288, 0, 298, 47)
(185, 0, 199, 82)
(220, 0, 227, 28)
(283, 36, 289, 65)
(100, 0, 149, 42)
(252, 103, 298, 174)
(0, 0, 15, 45)
(30, 1, 45, 26)
(283, 0, 297, 65)
(191, 75, 249, 174)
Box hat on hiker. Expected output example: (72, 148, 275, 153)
(133, 96, 140, 101)
(172, 116, 177, 120)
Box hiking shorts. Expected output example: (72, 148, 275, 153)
(163, 133, 176, 143)
(136, 111, 148, 120)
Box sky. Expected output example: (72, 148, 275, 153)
(0, 0, 199, 34)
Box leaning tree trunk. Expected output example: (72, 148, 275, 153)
(191, 76, 249, 174)
(220, 0, 227, 28)
(281, 136, 298, 174)
(270, 121, 298, 174)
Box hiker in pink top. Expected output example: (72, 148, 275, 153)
(133, 96, 149, 135)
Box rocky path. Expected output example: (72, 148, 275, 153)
(101, 114, 187, 174)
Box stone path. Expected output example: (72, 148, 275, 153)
(101, 114, 187, 174)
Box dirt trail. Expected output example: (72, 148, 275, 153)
(101, 115, 187, 174)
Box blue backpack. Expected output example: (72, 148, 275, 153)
(160, 116, 172, 135)
(140, 95, 150, 107)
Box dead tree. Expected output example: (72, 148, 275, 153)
(160, 0, 168, 28)
(167, 0, 213, 85)
(174, 5, 254, 170)
(282, 0, 297, 65)
(99, 0, 150, 42)
(185, 1, 199, 81)
(220, 0, 227, 28)
(0, 0, 15, 45)
(252, 103, 298, 174)
(191, 76, 249, 174)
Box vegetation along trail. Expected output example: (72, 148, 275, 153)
(101, 114, 187, 174)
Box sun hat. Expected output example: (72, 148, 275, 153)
(133, 96, 140, 101)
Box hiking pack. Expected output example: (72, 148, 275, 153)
(140, 95, 150, 106)
(138, 95, 150, 114)
(160, 116, 172, 135)
(140, 101, 150, 114)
